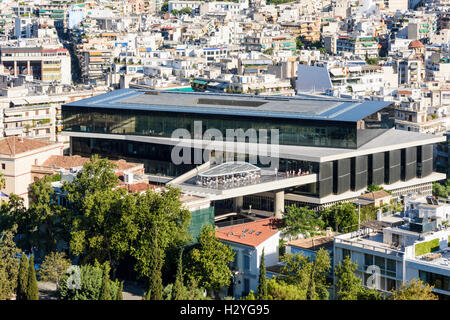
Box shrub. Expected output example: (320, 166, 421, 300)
(415, 238, 440, 256)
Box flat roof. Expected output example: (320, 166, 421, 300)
(63, 88, 393, 122)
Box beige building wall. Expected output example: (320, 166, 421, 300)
(0, 143, 64, 206)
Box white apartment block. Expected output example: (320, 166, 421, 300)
(334, 221, 450, 298)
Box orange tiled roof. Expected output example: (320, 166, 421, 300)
(408, 40, 424, 49)
(117, 181, 160, 193)
(359, 190, 391, 200)
(42, 155, 142, 171)
(0, 137, 53, 155)
(216, 218, 281, 248)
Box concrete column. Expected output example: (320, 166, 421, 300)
(274, 190, 284, 218)
(13, 61, 17, 77)
(27, 60, 31, 75)
(234, 196, 243, 213)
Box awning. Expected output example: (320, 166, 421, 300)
(330, 68, 344, 76)
(193, 80, 207, 85)
(348, 66, 362, 72)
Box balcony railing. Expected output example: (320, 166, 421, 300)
(335, 237, 405, 257)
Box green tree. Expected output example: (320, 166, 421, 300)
(172, 248, 184, 300)
(180, 7, 192, 15)
(241, 290, 257, 300)
(307, 248, 331, 300)
(184, 277, 208, 300)
(257, 249, 267, 299)
(129, 187, 191, 282)
(63, 156, 137, 274)
(146, 226, 163, 300)
(58, 262, 119, 300)
(0, 171, 5, 191)
(323, 202, 358, 233)
(266, 278, 306, 300)
(38, 252, 71, 290)
(162, 283, 174, 300)
(99, 263, 112, 300)
(296, 37, 305, 50)
(26, 254, 39, 300)
(27, 175, 68, 254)
(335, 255, 362, 300)
(280, 249, 331, 300)
(358, 287, 385, 300)
(143, 288, 152, 300)
(116, 281, 123, 300)
(391, 279, 438, 300)
(365, 57, 379, 65)
(0, 227, 20, 300)
(367, 184, 384, 192)
(186, 224, 235, 295)
(0, 195, 28, 249)
(161, 1, 169, 13)
(432, 181, 448, 198)
(282, 205, 323, 237)
(16, 254, 29, 300)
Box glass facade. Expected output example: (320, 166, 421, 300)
(71, 136, 197, 177)
(419, 270, 450, 292)
(188, 207, 215, 243)
(71, 136, 320, 177)
(63, 106, 359, 149)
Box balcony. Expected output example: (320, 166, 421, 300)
(335, 229, 405, 258)
(4, 114, 52, 123)
(4, 127, 24, 136)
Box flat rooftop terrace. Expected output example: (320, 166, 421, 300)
(335, 229, 405, 257)
(64, 88, 393, 122)
(413, 249, 450, 268)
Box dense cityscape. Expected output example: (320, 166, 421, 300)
(0, 0, 449, 305)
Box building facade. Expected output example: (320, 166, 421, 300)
(61, 89, 446, 215)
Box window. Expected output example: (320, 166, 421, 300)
(375, 256, 385, 270)
(364, 253, 373, 267)
(243, 278, 250, 296)
(1, 163, 5, 170)
(232, 250, 239, 269)
(419, 270, 450, 292)
(243, 255, 250, 271)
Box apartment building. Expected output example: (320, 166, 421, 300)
(336, 36, 379, 58)
(334, 214, 450, 299)
(393, 89, 448, 135)
(0, 46, 71, 84)
(398, 58, 424, 87)
(81, 48, 114, 85)
(14, 17, 38, 39)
